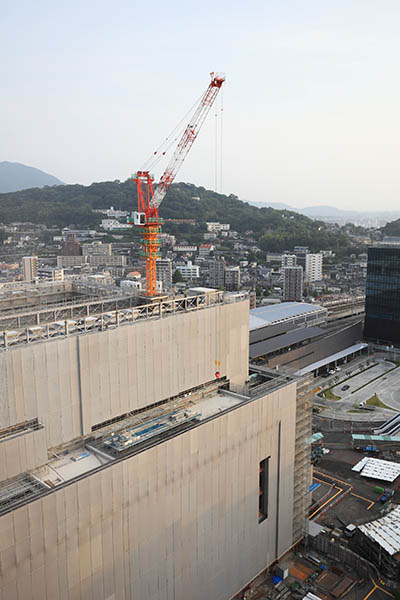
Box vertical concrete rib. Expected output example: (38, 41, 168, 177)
(76, 335, 84, 435)
(275, 419, 281, 559)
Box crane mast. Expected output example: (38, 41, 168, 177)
(131, 72, 225, 297)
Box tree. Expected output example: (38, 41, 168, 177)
(173, 270, 183, 283)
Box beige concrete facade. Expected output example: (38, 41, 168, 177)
(0, 383, 296, 600)
(0, 300, 248, 452)
(0, 296, 306, 600)
(0, 428, 47, 482)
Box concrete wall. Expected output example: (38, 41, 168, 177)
(0, 383, 296, 600)
(0, 300, 249, 453)
(0, 428, 47, 481)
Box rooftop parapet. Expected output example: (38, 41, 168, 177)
(0, 290, 245, 350)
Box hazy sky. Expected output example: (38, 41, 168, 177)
(2, 1, 400, 210)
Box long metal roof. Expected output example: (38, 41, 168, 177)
(295, 343, 368, 376)
(249, 326, 323, 359)
(249, 302, 326, 331)
(359, 506, 400, 556)
(352, 457, 400, 482)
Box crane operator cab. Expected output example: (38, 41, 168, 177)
(131, 212, 146, 226)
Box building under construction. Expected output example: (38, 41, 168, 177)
(0, 281, 312, 600)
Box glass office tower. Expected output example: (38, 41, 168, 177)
(364, 247, 400, 345)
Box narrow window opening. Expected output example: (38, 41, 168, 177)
(258, 457, 269, 523)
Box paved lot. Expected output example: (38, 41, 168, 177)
(312, 447, 400, 528)
(314, 358, 400, 421)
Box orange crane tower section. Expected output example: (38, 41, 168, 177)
(130, 72, 225, 297)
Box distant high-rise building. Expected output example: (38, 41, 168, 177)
(88, 255, 127, 267)
(293, 246, 309, 256)
(82, 241, 112, 256)
(249, 291, 257, 309)
(281, 254, 297, 269)
(364, 247, 400, 345)
(60, 234, 83, 256)
(282, 266, 303, 302)
(209, 258, 225, 288)
(22, 256, 38, 282)
(156, 258, 173, 290)
(37, 267, 64, 282)
(176, 260, 200, 281)
(305, 253, 323, 282)
(224, 266, 241, 291)
(57, 255, 86, 268)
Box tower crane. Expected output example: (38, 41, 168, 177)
(130, 72, 225, 297)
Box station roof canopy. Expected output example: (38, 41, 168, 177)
(249, 326, 323, 359)
(359, 506, 400, 556)
(249, 302, 326, 331)
(295, 343, 368, 376)
(353, 434, 400, 443)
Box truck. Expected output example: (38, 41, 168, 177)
(381, 489, 394, 503)
(344, 524, 356, 538)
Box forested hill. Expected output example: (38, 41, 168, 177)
(381, 218, 400, 237)
(0, 179, 355, 253)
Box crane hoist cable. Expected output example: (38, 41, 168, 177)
(141, 90, 205, 173)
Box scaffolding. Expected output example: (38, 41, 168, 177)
(0, 289, 228, 350)
(0, 473, 48, 516)
(292, 374, 314, 543)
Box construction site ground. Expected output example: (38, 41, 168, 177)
(311, 443, 400, 527)
(233, 442, 399, 600)
(235, 551, 391, 600)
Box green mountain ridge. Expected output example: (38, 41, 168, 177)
(381, 219, 400, 237)
(0, 179, 358, 254)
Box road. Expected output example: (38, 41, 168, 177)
(314, 358, 400, 421)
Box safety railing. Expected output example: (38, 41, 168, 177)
(0, 290, 232, 350)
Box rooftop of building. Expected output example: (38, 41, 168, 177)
(249, 302, 326, 331)
(358, 506, 400, 556)
(352, 456, 400, 482)
(0, 279, 135, 328)
(0, 285, 246, 348)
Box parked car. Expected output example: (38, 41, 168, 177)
(341, 385, 350, 391)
